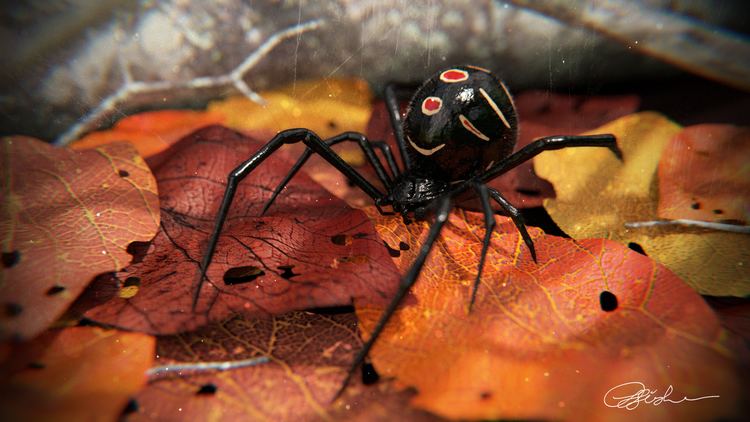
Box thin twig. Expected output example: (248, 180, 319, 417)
(146, 356, 270, 381)
(55, 19, 325, 146)
(625, 219, 750, 234)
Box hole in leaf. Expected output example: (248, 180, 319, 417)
(118, 169, 130, 177)
(600, 291, 618, 312)
(480, 391, 492, 400)
(124, 277, 141, 287)
(5, 303, 23, 317)
(713, 209, 724, 215)
(398, 241, 410, 251)
(27, 362, 45, 370)
(2, 250, 20, 268)
(121, 398, 139, 415)
(224, 266, 265, 286)
(362, 362, 380, 385)
(330, 234, 349, 245)
(691, 202, 701, 210)
(126, 241, 151, 264)
(516, 188, 542, 197)
(197, 383, 218, 395)
(627, 242, 647, 256)
(277, 265, 299, 280)
(306, 305, 356, 315)
(353, 232, 369, 239)
(383, 241, 400, 257)
(46, 285, 66, 296)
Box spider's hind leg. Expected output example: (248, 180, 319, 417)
(487, 187, 536, 263)
(468, 182, 497, 312)
(333, 195, 453, 401)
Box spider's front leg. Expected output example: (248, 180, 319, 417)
(192, 128, 386, 310)
(333, 194, 453, 400)
(480, 134, 621, 183)
(262, 132, 400, 215)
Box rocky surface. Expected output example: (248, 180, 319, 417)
(0, 0, 746, 142)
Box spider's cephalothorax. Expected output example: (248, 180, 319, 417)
(192, 65, 622, 399)
(404, 65, 518, 182)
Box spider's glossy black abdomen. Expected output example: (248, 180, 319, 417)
(404, 65, 518, 181)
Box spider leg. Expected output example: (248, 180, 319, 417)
(487, 187, 536, 262)
(468, 182, 496, 312)
(333, 195, 452, 400)
(261, 132, 394, 215)
(371, 140, 400, 179)
(384, 83, 411, 171)
(480, 134, 620, 183)
(193, 128, 385, 310)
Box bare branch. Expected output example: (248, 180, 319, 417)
(507, 0, 750, 91)
(55, 19, 325, 146)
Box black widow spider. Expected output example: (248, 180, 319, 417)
(193, 65, 621, 397)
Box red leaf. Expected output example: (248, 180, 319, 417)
(657, 124, 750, 223)
(80, 126, 400, 334)
(1, 137, 159, 340)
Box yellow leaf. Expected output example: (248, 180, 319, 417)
(535, 112, 750, 296)
(209, 78, 373, 139)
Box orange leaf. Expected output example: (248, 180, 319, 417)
(657, 124, 750, 224)
(72, 110, 226, 158)
(0, 327, 154, 422)
(130, 312, 439, 421)
(1, 137, 160, 340)
(356, 208, 745, 421)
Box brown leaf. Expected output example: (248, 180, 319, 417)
(129, 311, 441, 421)
(80, 126, 400, 334)
(535, 113, 750, 296)
(657, 124, 750, 224)
(1, 137, 160, 340)
(0, 327, 154, 422)
(356, 208, 746, 421)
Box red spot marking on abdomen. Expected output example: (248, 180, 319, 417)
(440, 69, 469, 83)
(421, 96, 443, 115)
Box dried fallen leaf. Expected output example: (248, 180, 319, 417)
(657, 124, 750, 224)
(128, 311, 440, 421)
(1, 137, 159, 340)
(356, 207, 745, 421)
(0, 327, 154, 422)
(535, 113, 750, 296)
(80, 126, 400, 334)
(72, 110, 226, 158)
